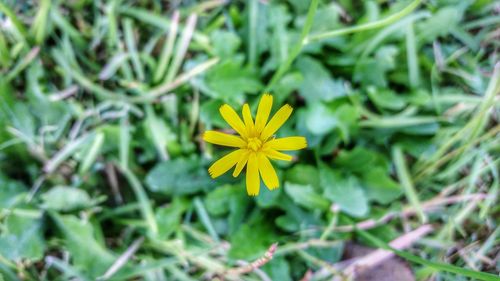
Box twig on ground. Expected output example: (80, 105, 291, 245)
(97, 237, 145, 280)
(330, 193, 488, 232)
(335, 225, 434, 280)
(225, 243, 278, 277)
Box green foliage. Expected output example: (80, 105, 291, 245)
(0, 0, 498, 280)
(0, 211, 45, 262)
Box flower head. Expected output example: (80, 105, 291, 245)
(203, 94, 307, 196)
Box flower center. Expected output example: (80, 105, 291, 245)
(247, 137, 263, 151)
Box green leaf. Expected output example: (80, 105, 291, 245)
(320, 166, 369, 217)
(367, 88, 407, 111)
(262, 4, 292, 73)
(145, 157, 214, 195)
(354, 46, 398, 87)
(362, 167, 403, 204)
(203, 58, 262, 101)
(51, 213, 115, 279)
(156, 198, 189, 239)
(333, 147, 387, 173)
(262, 257, 292, 281)
(0, 211, 45, 262)
(275, 198, 322, 232)
(205, 184, 249, 235)
(417, 7, 462, 45)
(296, 56, 346, 103)
(304, 102, 359, 140)
(205, 185, 233, 216)
(284, 182, 330, 211)
(228, 218, 277, 260)
(211, 30, 241, 59)
(0, 175, 26, 208)
(285, 164, 320, 190)
(41, 186, 93, 211)
(305, 102, 338, 135)
(256, 182, 283, 208)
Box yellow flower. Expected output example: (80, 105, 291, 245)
(203, 94, 307, 196)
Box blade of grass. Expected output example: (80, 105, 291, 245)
(79, 132, 105, 174)
(31, 0, 51, 44)
(165, 14, 197, 83)
(392, 146, 427, 223)
(52, 49, 125, 101)
(0, 32, 10, 66)
(106, 0, 119, 48)
(247, 0, 258, 68)
(415, 124, 500, 181)
(119, 116, 130, 170)
(145, 105, 170, 161)
(110, 258, 177, 280)
(356, 227, 500, 281)
(479, 154, 498, 219)
(51, 8, 86, 47)
(45, 256, 89, 281)
(116, 164, 158, 237)
(99, 53, 131, 80)
(406, 22, 420, 88)
(306, 0, 423, 42)
(43, 133, 94, 174)
(6, 47, 40, 82)
(360, 116, 440, 128)
(130, 57, 218, 103)
(358, 11, 430, 58)
(153, 11, 179, 83)
(415, 63, 500, 177)
(265, 0, 319, 92)
(123, 18, 145, 81)
(118, 7, 209, 48)
(193, 197, 219, 243)
(0, 2, 28, 39)
(98, 237, 145, 281)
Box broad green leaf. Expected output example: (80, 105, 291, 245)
(284, 182, 330, 211)
(228, 218, 277, 260)
(333, 147, 387, 173)
(367, 88, 407, 111)
(354, 46, 398, 87)
(41, 186, 92, 211)
(0, 211, 45, 261)
(211, 30, 241, 59)
(203, 58, 262, 101)
(262, 257, 292, 281)
(305, 102, 338, 135)
(285, 164, 320, 191)
(51, 213, 115, 279)
(156, 198, 189, 239)
(205, 184, 249, 234)
(145, 157, 214, 195)
(362, 167, 403, 204)
(0, 175, 26, 208)
(296, 56, 346, 102)
(320, 166, 369, 217)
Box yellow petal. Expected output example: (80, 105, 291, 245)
(255, 94, 273, 133)
(264, 136, 307, 151)
(219, 104, 247, 138)
(246, 152, 260, 196)
(233, 149, 250, 177)
(203, 131, 246, 147)
(262, 148, 293, 161)
(260, 104, 293, 141)
(242, 104, 255, 136)
(208, 149, 245, 178)
(258, 153, 279, 190)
